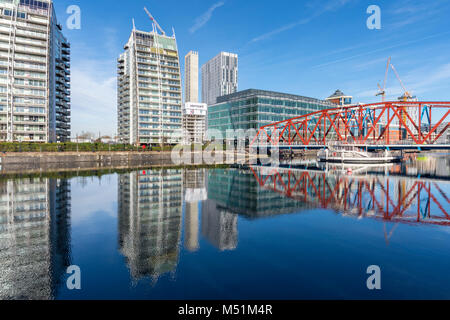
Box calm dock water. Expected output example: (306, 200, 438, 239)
(0, 154, 449, 299)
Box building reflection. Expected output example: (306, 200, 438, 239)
(118, 169, 183, 283)
(116, 157, 450, 282)
(207, 168, 311, 218)
(0, 178, 71, 299)
(201, 168, 311, 251)
(407, 155, 450, 179)
(201, 199, 238, 251)
(183, 168, 207, 252)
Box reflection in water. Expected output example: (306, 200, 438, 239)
(201, 200, 238, 251)
(0, 178, 71, 299)
(183, 169, 207, 252)
(207, 168, 311, 218)
(0, 154, 448, 298)
(250, 166, 449, 226)
(118, 170, 183, 283)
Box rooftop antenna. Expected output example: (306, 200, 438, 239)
(144, 7, 166, 36)
(132, 18, 136, 31)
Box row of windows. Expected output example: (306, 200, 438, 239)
(13, 87, 45, 96)
(139, 104, 181, 111)
(212, 98, 330, 111)
(14, 106, 45, 113)
(14, 97, 45, 104)
(3, 9, 26, 19)
(15, 78, 45, 87)
(139, 124, 181, 130)
(139, 118, 181, 126)
(139, 113, 181, 121)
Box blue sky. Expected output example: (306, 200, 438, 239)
(53, 0, 450, 137)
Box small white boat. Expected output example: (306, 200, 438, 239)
(318, 147, 402, 164)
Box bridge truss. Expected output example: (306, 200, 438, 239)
(251, 102, 450, 147)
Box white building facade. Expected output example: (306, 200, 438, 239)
(0, 0, 71, 143)
(117, 24, 182, 145)
(182, 102, 207, 144)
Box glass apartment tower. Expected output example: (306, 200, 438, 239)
(0, 0, 71, 143)
(117, 25, 182, 145)
(201, 52, 238, 106)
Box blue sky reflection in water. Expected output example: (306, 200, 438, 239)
(0, 156, 449, 300)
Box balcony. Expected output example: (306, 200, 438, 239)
(56, 109, 71, 117)
(62, 47, 70, 55)
(56, 116, 70, 124)
(56, 122, 71, 130)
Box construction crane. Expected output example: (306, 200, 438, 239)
(144, 7, 166, 36)
(390, 64, 416, 102)
(376, 57, 391, 102)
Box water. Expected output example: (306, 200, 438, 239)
(0, 155, 449, 300)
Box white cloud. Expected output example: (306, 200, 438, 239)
(70, 175, 118, 226)
(250, 20, 308, 43)
(189, 1, 225, 34)
(249, 0, 353, 43)
(388, 0, 449, 29)
(70, 59, 117, 137)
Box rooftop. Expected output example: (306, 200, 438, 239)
(216, 89, 334, 105)
(327, 89, 352, 100)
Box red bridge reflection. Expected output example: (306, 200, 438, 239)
(250, 166, 450, 226)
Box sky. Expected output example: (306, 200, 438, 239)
(52, 0, 450, 137)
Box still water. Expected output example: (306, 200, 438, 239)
(0, 155, 449, 300)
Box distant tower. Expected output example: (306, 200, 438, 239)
(185, 51, 199, 103)
(183, 51, 207, 143)
(201, 52, 238, 106)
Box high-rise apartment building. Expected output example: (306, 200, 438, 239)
(117, 20, 182, 145)
(184, 51, 198, 103)
(201, 52, 238, 106)
(0, 0, 71, 143)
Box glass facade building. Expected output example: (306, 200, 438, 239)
(0, 0, 70, 142)
(208, 89, 335, 135)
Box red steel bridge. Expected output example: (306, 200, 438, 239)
(250, 166, 450, 227)
(250, 101, 450, 149)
